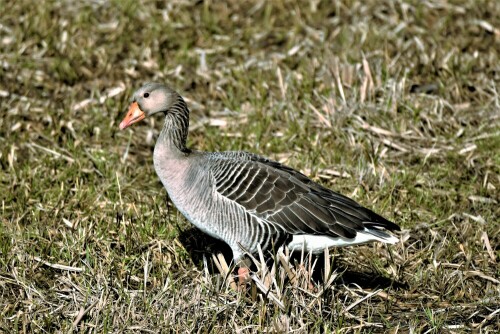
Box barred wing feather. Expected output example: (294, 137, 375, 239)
(209, 152, 399, 243)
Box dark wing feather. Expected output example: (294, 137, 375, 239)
(209, 151, 400, 241)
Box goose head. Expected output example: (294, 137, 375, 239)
(119, 83, 178, 130)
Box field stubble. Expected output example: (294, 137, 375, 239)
(0, 0, 499, 332)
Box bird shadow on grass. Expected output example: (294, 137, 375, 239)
(177, 226, 407, 290)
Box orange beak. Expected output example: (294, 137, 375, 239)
(119, 102, 146, 130)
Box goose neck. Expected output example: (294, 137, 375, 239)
(158, 97, 190, 154)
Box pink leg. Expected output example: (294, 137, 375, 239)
(237, 266, 250, 289)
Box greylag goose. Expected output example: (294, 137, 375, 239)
(119, 83, 400, 280)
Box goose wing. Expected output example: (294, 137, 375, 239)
(208, 152, 399, 240)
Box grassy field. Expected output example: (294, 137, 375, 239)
(1, 0, 499, 332)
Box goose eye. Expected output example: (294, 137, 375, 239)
(144, 93, 150, 98)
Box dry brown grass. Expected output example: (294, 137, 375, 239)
(1, 0, 499, 332)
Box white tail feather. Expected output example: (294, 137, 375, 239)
(287, 229, 399, 253)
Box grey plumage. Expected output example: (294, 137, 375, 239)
(120, 83, 401, 264)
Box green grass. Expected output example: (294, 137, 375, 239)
(1, 0, 499, 332)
